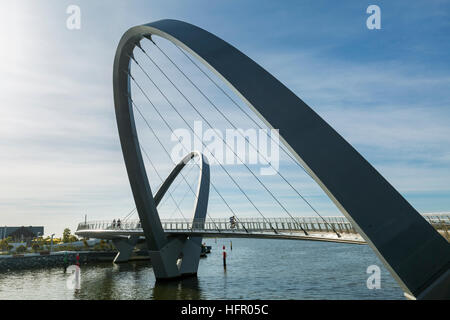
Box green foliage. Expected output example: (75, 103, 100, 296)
(31, 243, 40, 252)
(53, 244, 76, 251)
(62, 228, 79, 243)
(82, 238, 89, 248)
(92, 240, 113, 251)
(62, 228, 71, 243)
(0, 239, 9, 251)
(15, 245, 27, 253)
(99, 239, 107, 250)
(0, 237, 14, 252)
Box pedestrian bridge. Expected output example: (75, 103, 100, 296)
(75, 213, 449, 245)
(107, 19, 450, 298)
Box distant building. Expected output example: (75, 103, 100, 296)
(0, 226, 44, 241)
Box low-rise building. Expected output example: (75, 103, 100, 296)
(0, 226, 44, 241)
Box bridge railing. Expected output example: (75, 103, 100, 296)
(76, 213, 450, 235)
(76, 217, 357, 234)
(422, 213, 450, 224)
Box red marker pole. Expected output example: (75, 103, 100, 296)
(76, 253, 80, 267)
(222, 245, 227, 269)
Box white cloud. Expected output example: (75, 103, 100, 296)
(1, 1, 449, 237)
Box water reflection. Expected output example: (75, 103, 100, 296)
(75, 261, 155, 300)
(75, 261, 203, 299)
(153, 277, 202, 300)
(0, 239, 405, 300)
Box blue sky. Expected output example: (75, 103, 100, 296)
(0, 1, 449, 236)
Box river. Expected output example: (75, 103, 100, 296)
(0, 238, 405, 299)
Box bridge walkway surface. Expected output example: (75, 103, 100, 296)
(75, 213, 450, 245)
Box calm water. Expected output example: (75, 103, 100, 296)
(0, 238, 405, 300)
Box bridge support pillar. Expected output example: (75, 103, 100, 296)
(147, 236, 203, 280)
(179, 237, 203, 276)
(112, 236, 139, 263)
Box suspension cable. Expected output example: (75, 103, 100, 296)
(174, 42, 313, 176)
(132, 53, 301, 235)
(140, 144, 190, 224)
(151, 40, 339, 237)
(130, 62, 270, 234)
(131, 97, 224, 233)
(129, 72, 249, 233)
(157, 161, 196, 209)
(120, 153, 192, 224)
(145, 43, 322, 235)
(122, 207, 136, 221)
(131, 60, 278, 234)
(166, 183, 193, 220)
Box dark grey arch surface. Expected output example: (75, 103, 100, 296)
(113, 19, 449, 298)
(153, 151, 210, 225)
(152, 151, 210, 277)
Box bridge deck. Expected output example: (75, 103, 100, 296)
(75, 228, 366, 244)
(75, 214, 449, 245)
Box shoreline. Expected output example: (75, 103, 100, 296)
(0, 250, 118, 272)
